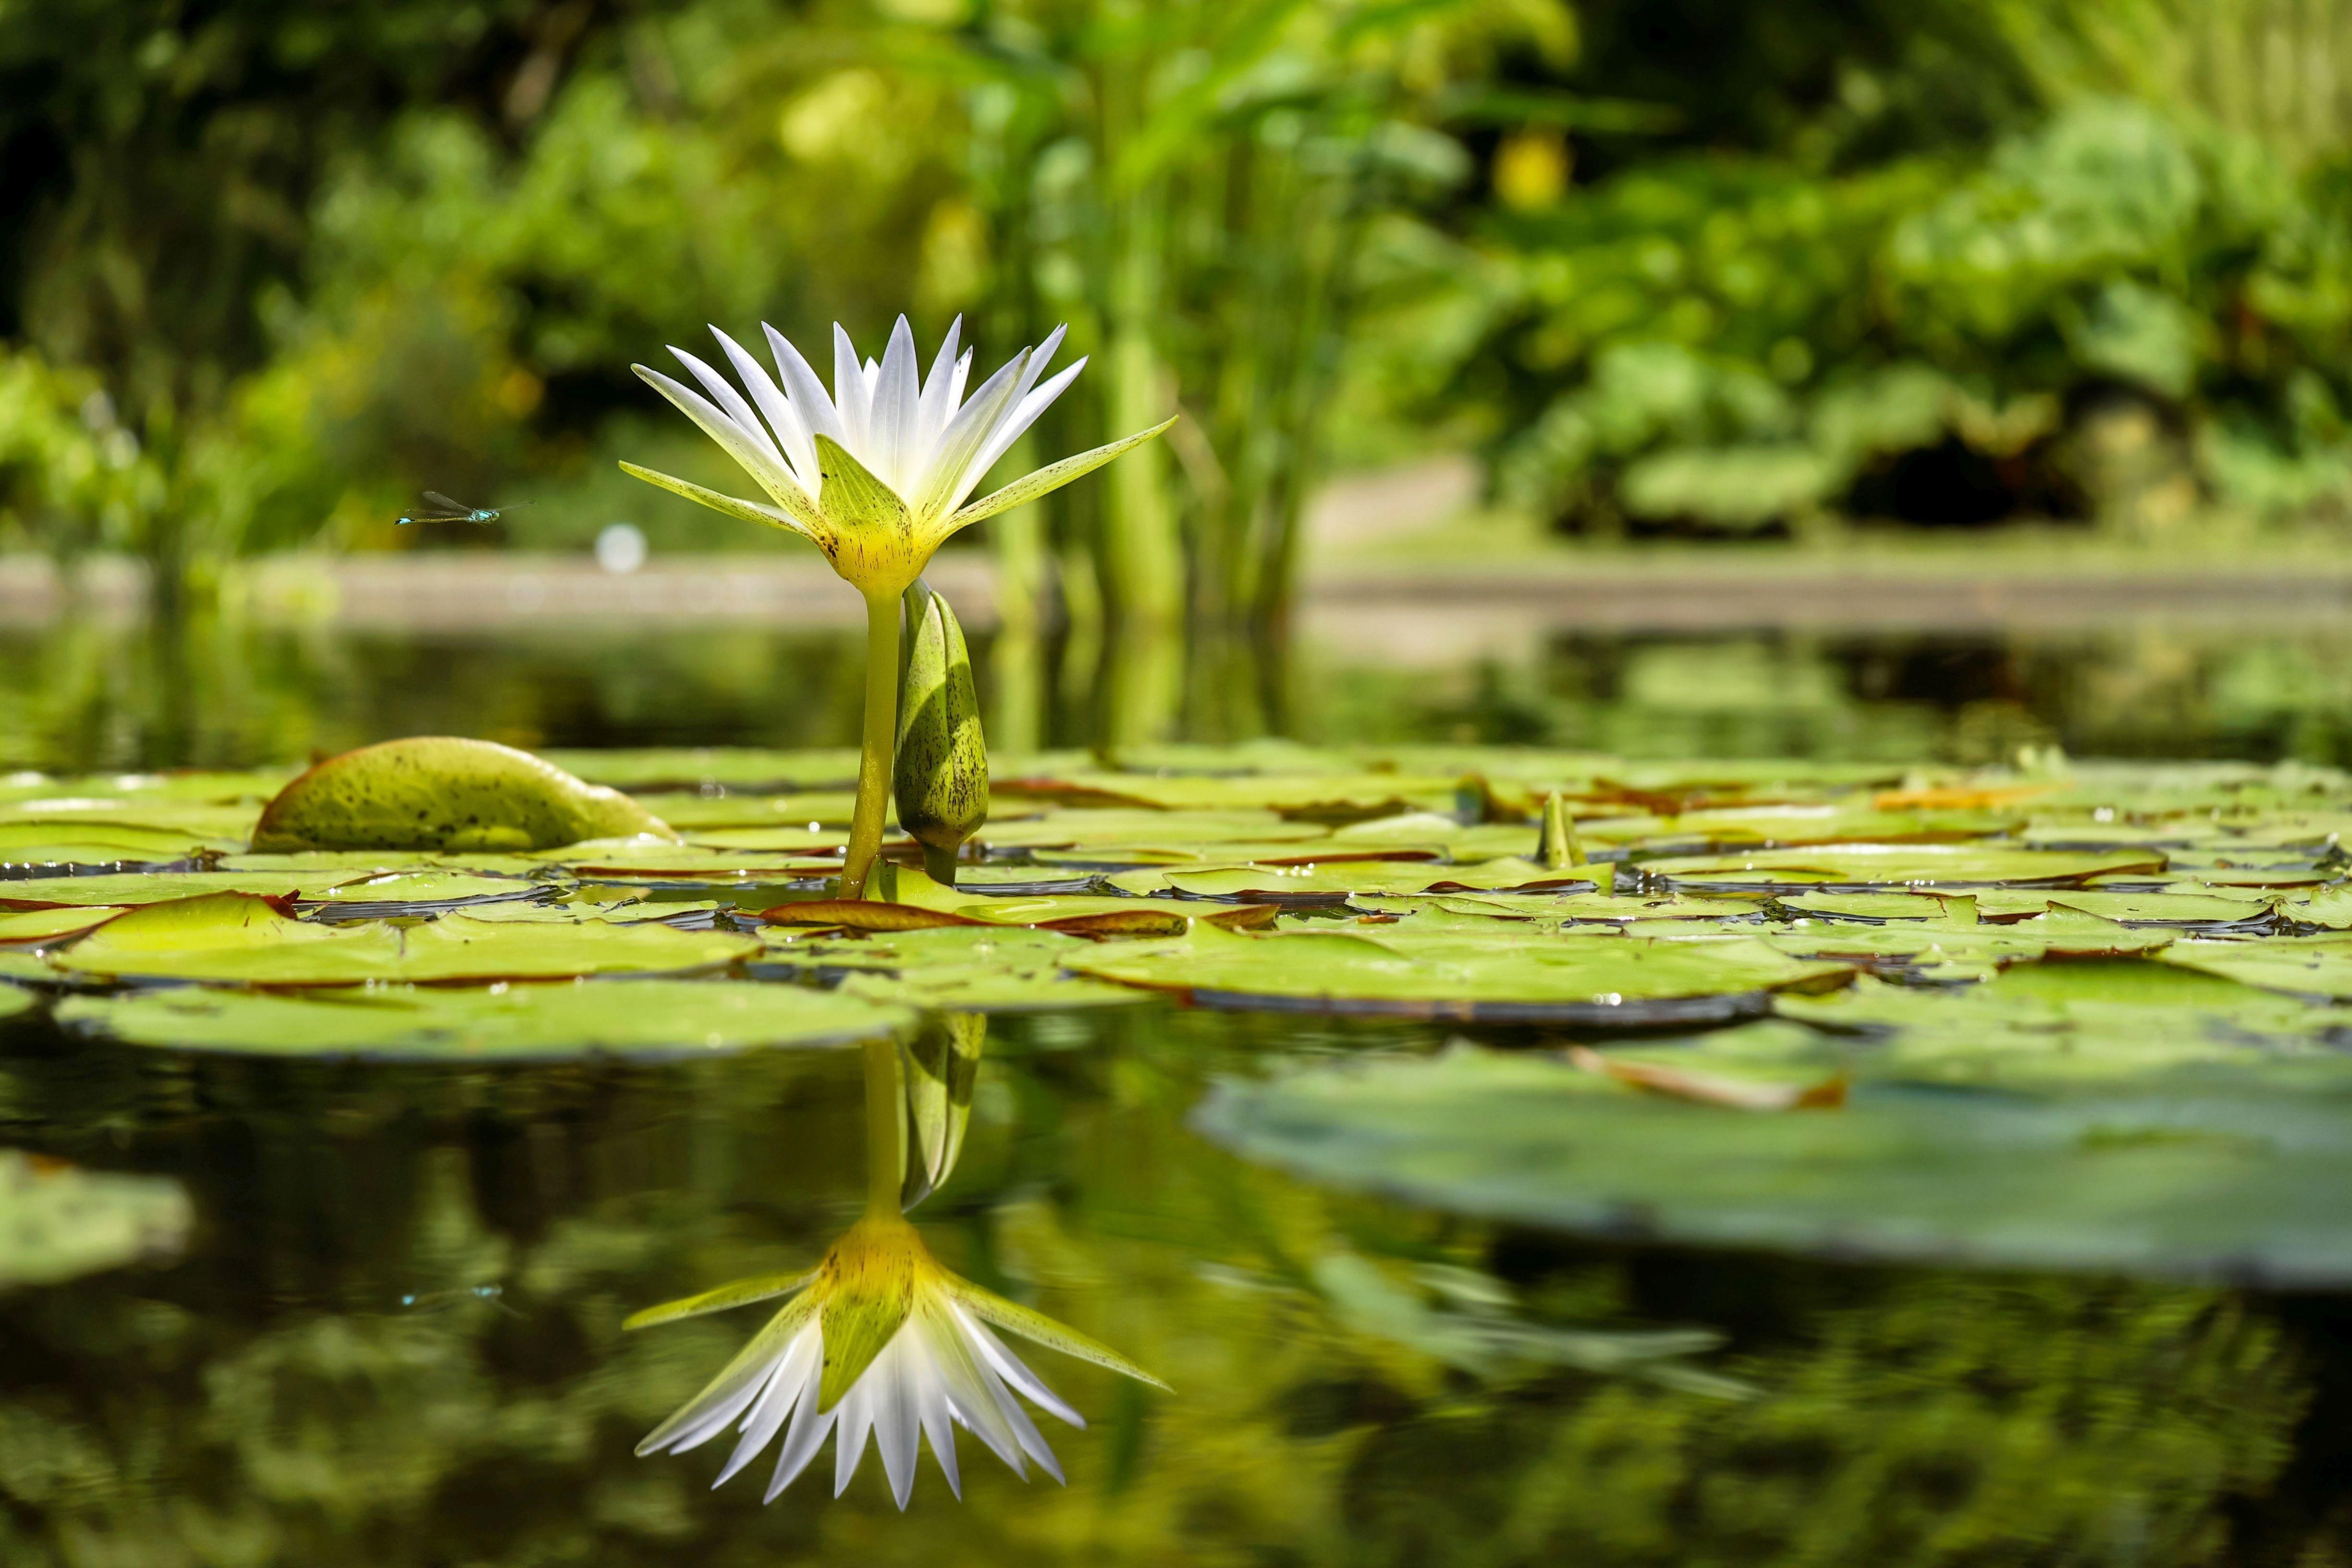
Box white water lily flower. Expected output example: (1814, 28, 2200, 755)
(629, 1214, 1167, 1509)
(624, 316, 1173, 599)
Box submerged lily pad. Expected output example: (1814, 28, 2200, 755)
(1193, 1043, 2352, 1284)
(0, 1149, 192, 1288)
(60, 979, 908, 1059)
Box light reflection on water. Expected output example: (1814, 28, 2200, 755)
(0, 612, 2347, 1561)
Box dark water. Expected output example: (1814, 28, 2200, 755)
(5, 611, 2352, 1564)
(7, 613, 2352, 771)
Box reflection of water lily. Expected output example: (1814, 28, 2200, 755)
(631, 1212, 1166, 1509)
(623, 317, 1170, 895)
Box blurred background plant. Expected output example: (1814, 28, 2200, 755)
(10, 0, 2352, 715)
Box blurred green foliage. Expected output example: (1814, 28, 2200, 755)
(7, 0, 2352, 593)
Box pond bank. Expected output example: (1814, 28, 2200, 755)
(5, 548, 2351, 638)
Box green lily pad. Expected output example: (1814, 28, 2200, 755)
(59, 979, 908, 1059)
(630, 791, 865, 831)
(0, 906, 130, 944)
(1644, 844, 2168, 891)
(1066, 922, 1851, 1023)
(1109, 858, 1596, 901)
(2157, 936, 2352, 1000)
(1193, 1043, 2352, 1284)
(537, 747, 863, 792)
(0, 820, 239, 866)
(47, 893, 759, 985)
(994, 769, 1463, 821)
(763, 926, 1150, 1011)
(0, 1149, 192, 1289)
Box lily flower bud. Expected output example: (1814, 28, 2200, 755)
(894, 579, 988, 884)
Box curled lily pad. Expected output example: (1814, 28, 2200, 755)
(58, 979, 909, 1059)
(253, 738, 678, 852)
(47, 893, 759, 985)
(1066, 922, 1851, 1023)
(1192, 1043, 2352, 1284)
(0, 1149, 191, 1288)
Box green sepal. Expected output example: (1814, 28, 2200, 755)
(943, 416, 1177, 535)
(949, 1277, 1173, 1391)
(618, 462, 821, 543)
(816, 434, 912, 532)
(633, 1292, 821, 1456)
(622, 1268, 818, 1332)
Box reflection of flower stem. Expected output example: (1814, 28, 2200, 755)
(863, 1032, 905, 1216)
(843, 592, 902, 898)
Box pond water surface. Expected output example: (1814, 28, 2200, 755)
(3, 612, 2351, 1565)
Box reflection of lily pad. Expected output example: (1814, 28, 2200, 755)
(60, 979, 908, 1059)
(1194, 1044, 2352, 1283)
(0, 1149, 192, 1288)
(48, 894, 759, 985)
(1068, 923, 1850, 1023)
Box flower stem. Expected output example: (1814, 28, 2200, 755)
(863, 1033, 905, 1217)
(843, 590, 902, 898)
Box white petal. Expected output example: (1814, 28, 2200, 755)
(832, 1360, 878, 1497)
(869, 316, 922, 495)
(909, 349, 1031, 516)
(833, 325, 873, 455)
(914, 317, 966, 458)
(910, 1321, 964, 1500)
(713, 1329, 817, 1487)
(970, 1342, 1065, 1483)
(764, 1348, 837, 1502)
(668, 347, 789, 473)
(958, 1304, 1085, 1428)
(634, 365, 804, 511)
(711, 327, 819, 491)
(763, 324, 847, 448)
(872, 1336, 922, 1509)
(955, 356, 1088, 512)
